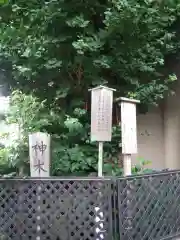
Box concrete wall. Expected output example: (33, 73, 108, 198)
(132, 106, 165, 170)
(164, 80, 180, 170)
(133, 80, 180, 170)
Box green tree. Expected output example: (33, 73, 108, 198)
(0, 0, 179, 104)
(0, 90, 121, 176)
(0, 90, 50, 175)
(0, 0, 179, 175)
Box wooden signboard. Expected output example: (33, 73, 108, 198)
(29, 132, 50, 177)
(90, 86, 115, 142)
(120, 98, 140, 154)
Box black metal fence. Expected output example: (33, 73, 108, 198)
(117, 170, 180, 240)
(0, 178, 113, 240)
(0, 171, 180, 240)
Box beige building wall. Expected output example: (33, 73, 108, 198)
(133, 81, 180, 170)
(164, 79, 180, 170)
(132, 107, 165, 170)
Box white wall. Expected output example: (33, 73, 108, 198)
(132, 78, 180, 170)
(132, 106, 165, 170)
(163, 79, 180, 170)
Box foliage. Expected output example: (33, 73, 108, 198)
(132, 158, 152, 175)
(0, 90, 121, 175)
(0, 148, 15, 175)
(0, 0, 179, 106)
(0, 90, 153, 176)
(52, 125, 121, 176)
(0, 0, 179, 175)
(0, 90, 50, 175)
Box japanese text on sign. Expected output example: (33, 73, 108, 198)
(91, 88, 113, 142)
(32, 141, 47, 174)
(29, 132, 50, 177)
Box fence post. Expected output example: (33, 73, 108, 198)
(29, 132, 51, 240)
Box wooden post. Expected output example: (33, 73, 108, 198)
(89, 85, 116, 176)
(98, 142, 103, 177)
(116, 97, 140, 176)
(29, 132, 50, 240)
(116, 97, 140, 239)
(89, 86, 116, 240)
(123, 154, 132, 176)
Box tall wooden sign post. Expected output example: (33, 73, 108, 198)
(116, 97, 140, 176)
(89, 85, 115, 240)
(29, 132, 50, 240)
(89, 85, 116, 177)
